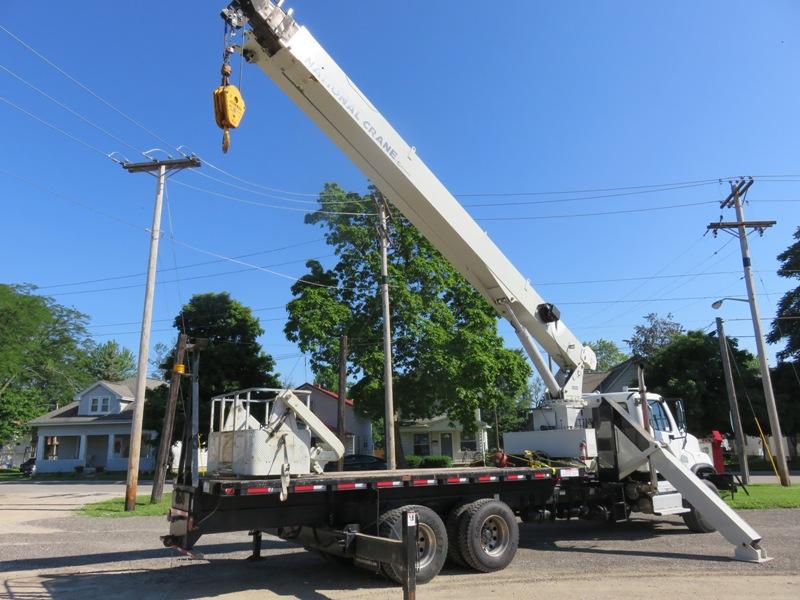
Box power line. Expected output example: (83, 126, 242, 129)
(0, 168, 145, 231)
(0, 95, 115, 160)
(170, 179, 377, 216)
(0, 62, 145, 157)
(37, 238, 325, 290)
(46, 254, 335, 297)
(475, 200, 717, 220)
(0, 24, 176, 151)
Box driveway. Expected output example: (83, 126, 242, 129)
(0, 481, 798, 599)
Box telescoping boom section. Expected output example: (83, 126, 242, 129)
(221, 0, 595, 401)
(217, 1, 769, 564)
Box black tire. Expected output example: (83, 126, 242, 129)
(445, 500, 473, 567)
(379, 504, 447, 585)
(457, 499, 519, 573)
(682, 479, 720, 533)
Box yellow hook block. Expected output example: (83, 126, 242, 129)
(214, 84, 246, 152)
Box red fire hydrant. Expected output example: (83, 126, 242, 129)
(711, 430, 725, 473)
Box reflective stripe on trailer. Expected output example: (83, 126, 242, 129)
(375, 480, 403, 488)
(559, 468, 580, 478)
(412, 478, 437, 486)
(445, 476, 469, 484)
(293, 484, 327, 493)
(476, 475, 499, 483)
(244, 486, 278, 495)
(336, 482, 368, 491)
(504, 474, 526, 481)
(533, 472, 551, 479)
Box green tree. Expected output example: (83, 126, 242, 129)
(644, 329, 763, 434)
(144, 292, 281, 441)
(771, 361, 800, 458)
(585, 338, 629, 372)
(0, 284, 92, 444)
(626, 312, 684, 358)
(285, 184, 531, 450)
(767, 226, 800, 362)
(84, 340, 136, 381)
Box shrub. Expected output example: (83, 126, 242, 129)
(74, 465, 85, 474)
(420, 455, 452, 469)
(404, 455, 423, 468)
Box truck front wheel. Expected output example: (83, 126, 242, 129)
(682, 479, 720, 533)
(379, 504, 447, 584)
(457, 499, 519, 572)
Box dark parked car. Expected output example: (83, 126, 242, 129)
(20, 458, 36, 477)
(324, 453, 386, 472)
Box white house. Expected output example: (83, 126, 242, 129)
(296, 383, 373, 455)
(28, 377, 164, 473)
(399, 409, 489, 465)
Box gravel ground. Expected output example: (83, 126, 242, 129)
(1, 482, 798, 599)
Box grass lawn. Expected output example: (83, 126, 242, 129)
(722, 483, 800, 509)
(0, 470, 24, 482)
(77, 495, 172, 518)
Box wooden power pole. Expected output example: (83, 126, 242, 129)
(373, 194, 396, 470)
(337, 334, 348, 470)
(715, 317, 750, 484)
(708, 178, 790, 486)
(123, 155, 200, 512)
(150, 333, 188, 504)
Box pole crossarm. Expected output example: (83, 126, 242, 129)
(707, 221, 776, 232)
(122, 156, 201, 173)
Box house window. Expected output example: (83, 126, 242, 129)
(90, 398, 99, 413)
(413, 433, 430, 456)
(461, 433, 478, 452)
(113, 435, 130, 458)
(101, 397, 110, 412)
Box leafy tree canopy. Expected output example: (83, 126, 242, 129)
(767, 226, 800, 362)
(0, 284, 93, 444)
(644, 329, 765, 435)
(144, 292, 280, 441)
(284, 184, 531, 435)
(84, 340, 136, 381)
(626, 312, 684, 358)
(585, 338, 629, 372)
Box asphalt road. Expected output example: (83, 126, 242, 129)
(0, 481, 798, 599)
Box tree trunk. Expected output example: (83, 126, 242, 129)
(393, 420, 407, 468)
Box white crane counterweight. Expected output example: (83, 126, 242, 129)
(221, 0, 595, 401)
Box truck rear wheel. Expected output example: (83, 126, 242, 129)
(445, 500, 473, 567)
(682, 479, 720, 533)
(457, 498, 519, 573)
(379, 504, 447, 584)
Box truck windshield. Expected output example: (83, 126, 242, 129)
(647, 400, 671, 432)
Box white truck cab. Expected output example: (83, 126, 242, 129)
(505, 390, 715, 476)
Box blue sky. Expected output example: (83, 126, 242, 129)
(1, 1, 798, 384)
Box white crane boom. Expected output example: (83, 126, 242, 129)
(221, 0, 596, 400)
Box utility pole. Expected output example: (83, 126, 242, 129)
(123, 155, 201, 511)
(373, 193, 396, 470)
(707, 178, 790, 486)
(150, 333, 188, 504)
(337, 334, 348, 471)
(716, 317, 750, 484)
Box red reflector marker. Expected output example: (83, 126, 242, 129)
(412, 479, 437, 487)
(533, 472, 549, 479)
(336, 482, 367, 491)
(505, 474, 526, 481)
(222, 487, 236, 496)
(245, 486, 275, 495)
(294, 484, 326, 493)
(376, 480, 403, 488)
(477, 475, 498, 483)
(446, 476, 468, 484)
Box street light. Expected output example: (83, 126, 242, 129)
(711, 297, 749, 310)
(711, 296, 792, 486)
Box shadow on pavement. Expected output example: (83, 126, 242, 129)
(30, 554, 390, 600)
(0, 541, 260, 574)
